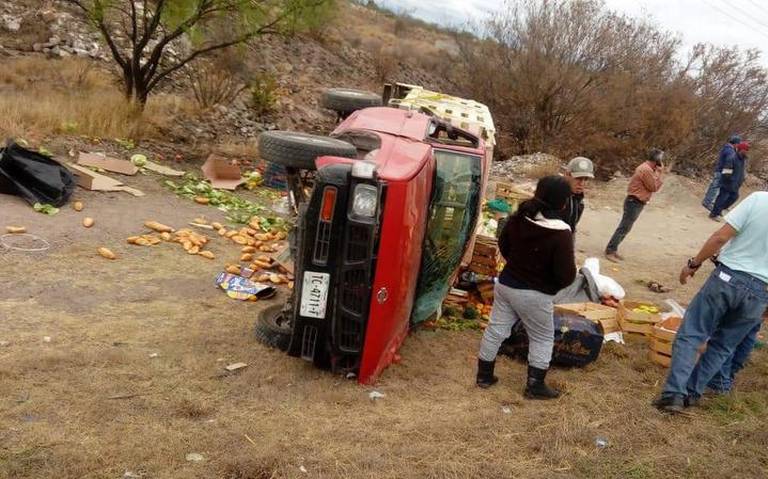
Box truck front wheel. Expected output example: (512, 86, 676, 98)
(255, 304, 293, 352)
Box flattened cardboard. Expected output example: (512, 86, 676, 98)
(143, 160, 184, 176)
(67, 163, 145, 197)
(201, 154, 244, 190)
(78, 152, 139, 176)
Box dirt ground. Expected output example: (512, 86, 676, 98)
(2, 169, 767, 479)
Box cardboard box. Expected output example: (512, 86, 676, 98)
(202, 154, 244, 190)
(67, 163, 144, 196)
(78, 152, 139, 176)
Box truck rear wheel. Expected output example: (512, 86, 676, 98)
(322, 88, 383, 116)
(255, 304, 293, 352)
(258, 131, 357, 171)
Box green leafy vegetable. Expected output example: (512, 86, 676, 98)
(33, 203, 59, 215)
(164, 173, 288, 229)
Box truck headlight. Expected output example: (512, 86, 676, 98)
(351, 184, 378, 217)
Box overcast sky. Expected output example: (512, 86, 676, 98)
(377, 0, 768, 63)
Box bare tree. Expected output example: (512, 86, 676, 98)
(453, 0, 768, 175)
(64, 0, 333, 106)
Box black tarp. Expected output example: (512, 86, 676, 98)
(0, 141, 75, 207)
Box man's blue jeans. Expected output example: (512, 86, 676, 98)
(605, 196, 645, 254)
(702, 172, 721, 211)
(661, 264, 768, 400)
(707, 322, 761, 392)
(711, 188, 739, 218)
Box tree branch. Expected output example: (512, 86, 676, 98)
(129, 0, 138, 43)
(146, 32, 256, 92)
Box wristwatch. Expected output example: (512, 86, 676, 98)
(687, 258, 702, 270)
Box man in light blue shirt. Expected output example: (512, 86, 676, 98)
(654, 192, 768, 413)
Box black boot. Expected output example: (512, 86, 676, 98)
(524, 366, 560, 400)
(476, 359, 498, 389)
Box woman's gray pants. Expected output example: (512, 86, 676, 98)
(478, 282, 555, 370)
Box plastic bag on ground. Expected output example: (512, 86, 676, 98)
(0, 141, 75, 207)
(582, 257, 625, 300)
(500, 313, 604, 367)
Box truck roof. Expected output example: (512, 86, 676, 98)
(328, 107, 484, 182)
(338, 107, 432, 142)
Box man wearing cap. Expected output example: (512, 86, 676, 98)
(703, 134, 741, 212)
(653, 191, 768, 413)
(710, 141, 749, 221)
(561, 156, 595, 233)
(604, 148, 665, 262)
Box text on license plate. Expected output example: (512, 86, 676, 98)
(300, 271, 330, 319)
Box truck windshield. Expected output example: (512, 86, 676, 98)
(411, 150, 482, 324)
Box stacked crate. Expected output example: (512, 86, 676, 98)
(648, 316, 681, 367)
(468, 235, 501, 276)
(495, 181, 533, 213)
(618, 301, 662, 338)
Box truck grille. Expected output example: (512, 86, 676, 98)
(338, 313, 364, 352)
(341, 269, 367, 315)
(346, 224, 371, 262)
(313, 221, 332, 265)
(333, 187, 380, 354)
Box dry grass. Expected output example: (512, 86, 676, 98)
(0, 56, 195, 140)
(2, 174, 768, 479)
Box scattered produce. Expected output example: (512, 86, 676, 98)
(632, 305, 660, 314)
(164, 174, 284, 225)
(144, 221, 174, 233)
(73, 201, 84, 211)
(5, 226, 26, 234)
(97, 247, 116, 260)
(130, 154, 148, 167)
(33, 203, 59, 215)
(253, 259, 272, 269)
(82, 217, 95, 228)
(194, 196, 210, 205)
(226, 265, 242, 275)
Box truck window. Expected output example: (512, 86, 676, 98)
(411, 150, 482, 324)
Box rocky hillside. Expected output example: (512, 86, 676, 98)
(0, 0, 465, 162)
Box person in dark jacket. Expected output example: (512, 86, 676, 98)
(710, 141, 749, 221)
(476, 175, 576, 400)
(561, 156, 594, 233)
(703, 135, 741, 211)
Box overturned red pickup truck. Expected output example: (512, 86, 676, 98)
(257, 84, 495, 384)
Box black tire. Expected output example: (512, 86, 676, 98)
(255, 304, 293, 352)
(258, 131, 357, 170)
(321, 88, 383, 115)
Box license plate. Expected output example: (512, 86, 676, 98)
(300, 271, 330, 319)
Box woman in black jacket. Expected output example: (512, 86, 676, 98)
(476, 175, 576, 399)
